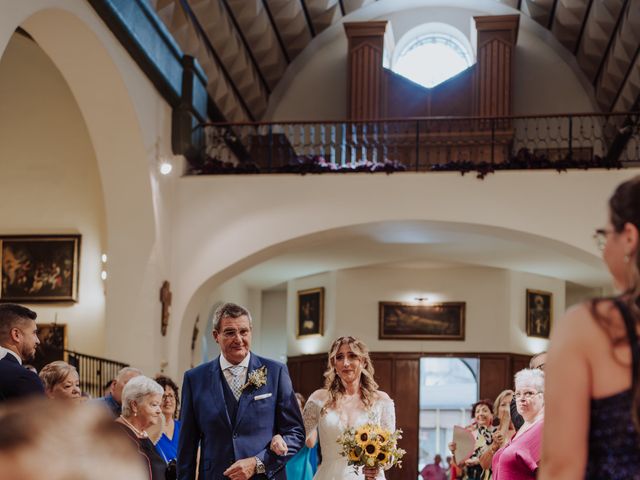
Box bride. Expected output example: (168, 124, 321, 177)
(301, 336, 396, 480)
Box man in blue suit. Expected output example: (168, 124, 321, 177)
(178, 302, 305, 480)
(0, 303, 44, 402)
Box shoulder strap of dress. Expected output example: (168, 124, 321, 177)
(613, 298, 640, 389)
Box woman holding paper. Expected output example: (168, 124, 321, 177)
(491, 369, 544, 479)
(448, 399, 496, 480)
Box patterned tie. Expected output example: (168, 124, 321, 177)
(227, 365, 245, 401)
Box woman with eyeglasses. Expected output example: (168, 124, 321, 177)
(154, 375, 181, 464)
(491, 369, 544, 479)
(540, 176, 640, 480)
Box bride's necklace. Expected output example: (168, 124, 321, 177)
(119, 415, 148, 438)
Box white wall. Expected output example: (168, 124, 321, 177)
(261, 290, 288, 363)
(0, 1, 176, 375)
(286, 266, 560, 356)
(0, 33, 107, 355)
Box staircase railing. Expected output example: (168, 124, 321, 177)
(65, 349, 129, 399)
(188, 112, 640, 175)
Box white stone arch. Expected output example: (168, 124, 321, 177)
(0, 2, 165, 368)
(170, 169, 638, 376)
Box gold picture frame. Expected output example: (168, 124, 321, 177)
(379, 301, 465, 340)
(526, 289, 552, 338)
(297, 287, 324, 338)
(0, 235, 80, 302)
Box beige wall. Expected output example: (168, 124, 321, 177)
(285, 266, 558, 356)
(0, 33, 107, 355)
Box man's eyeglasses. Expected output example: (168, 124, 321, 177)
(221, 328, 251, 339)
(514, 390, 541, 400)
(593, 228, 615, 251)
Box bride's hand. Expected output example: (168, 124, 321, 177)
(363, 466, 379, 479)
(270, 434, 288, 456)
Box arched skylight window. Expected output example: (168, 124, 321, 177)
(393, 28, 474, 89)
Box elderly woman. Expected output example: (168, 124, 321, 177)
(449, 399, 496, 480)
(154, 375, 181, 462)
(491, 369, 544, 480)
(116, 375, 167, 480)
(39, 360, 81, 401)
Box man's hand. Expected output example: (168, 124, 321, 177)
(223, 457, 257, 480)
(270, 434, 288, 456)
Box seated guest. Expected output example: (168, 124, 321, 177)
(154, 375, 181, 462)
(97, 366, 141, 416)
(39, 360, 81, 401)
(116, 375, 168, 480)
(0, 303, 44, 402)
(0, 398, 148, 479)
(492, 369, 544, 479)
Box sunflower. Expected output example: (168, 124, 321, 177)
(355, 427, 370, 446)
(348, 446, 361, 462)
(373, 427, 389, 445)
(362, 441, 380, 462)
(376, 451, 389, 465)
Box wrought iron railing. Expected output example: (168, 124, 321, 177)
(65, 349, 128, 399)
(188, 112, 640, 175)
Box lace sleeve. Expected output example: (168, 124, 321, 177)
(302, 397, 321, 435)
(380, 398, 396, 432)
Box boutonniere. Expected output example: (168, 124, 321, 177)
(242, 365, 267, 390)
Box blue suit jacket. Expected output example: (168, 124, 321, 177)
(177, 353, 305, 480)
(0, 353, 44, 402)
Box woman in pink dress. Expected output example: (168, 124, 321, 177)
(491, 369, 544, 479)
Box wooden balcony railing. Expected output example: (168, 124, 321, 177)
(187, 112, 640, 175)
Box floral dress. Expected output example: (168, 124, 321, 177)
(466, 424, 496, 480)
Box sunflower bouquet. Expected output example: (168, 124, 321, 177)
(337, 422, 405, 473)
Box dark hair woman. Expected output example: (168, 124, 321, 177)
(541, 175, 640, 479)
(154, 375, 181, 463)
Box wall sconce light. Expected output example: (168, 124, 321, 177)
(101, 270, 108, 281)
(159, 160, 173, 175)
(414, 296, 429, 302)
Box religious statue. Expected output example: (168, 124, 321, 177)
(160, 280, 171, 336)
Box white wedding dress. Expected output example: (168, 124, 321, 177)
(303, 390, 396, 480)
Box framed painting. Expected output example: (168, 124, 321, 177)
(297, 287, 324, 338)
(32, 323, 68, 371)
(526, 289, 552, 338)
(0, 235, 80, 302)
(379, 301, 465, 340)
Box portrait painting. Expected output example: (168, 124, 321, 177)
(379, 301, 465, 340)
(526, 289, 552, 338)
(297, 287, 324, 338)
(0, 235, 80, 302)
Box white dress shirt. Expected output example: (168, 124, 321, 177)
(0, 347, 21, 364)
(219, 352, 250, 385)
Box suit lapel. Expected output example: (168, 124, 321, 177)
(210, 357, 233, 431)
(234, 353, 262, 427)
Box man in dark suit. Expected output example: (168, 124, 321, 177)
(0, 303, 44, 402)
(178, 302, 305, 480)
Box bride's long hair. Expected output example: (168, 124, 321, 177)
(321, 336, 379, 414)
